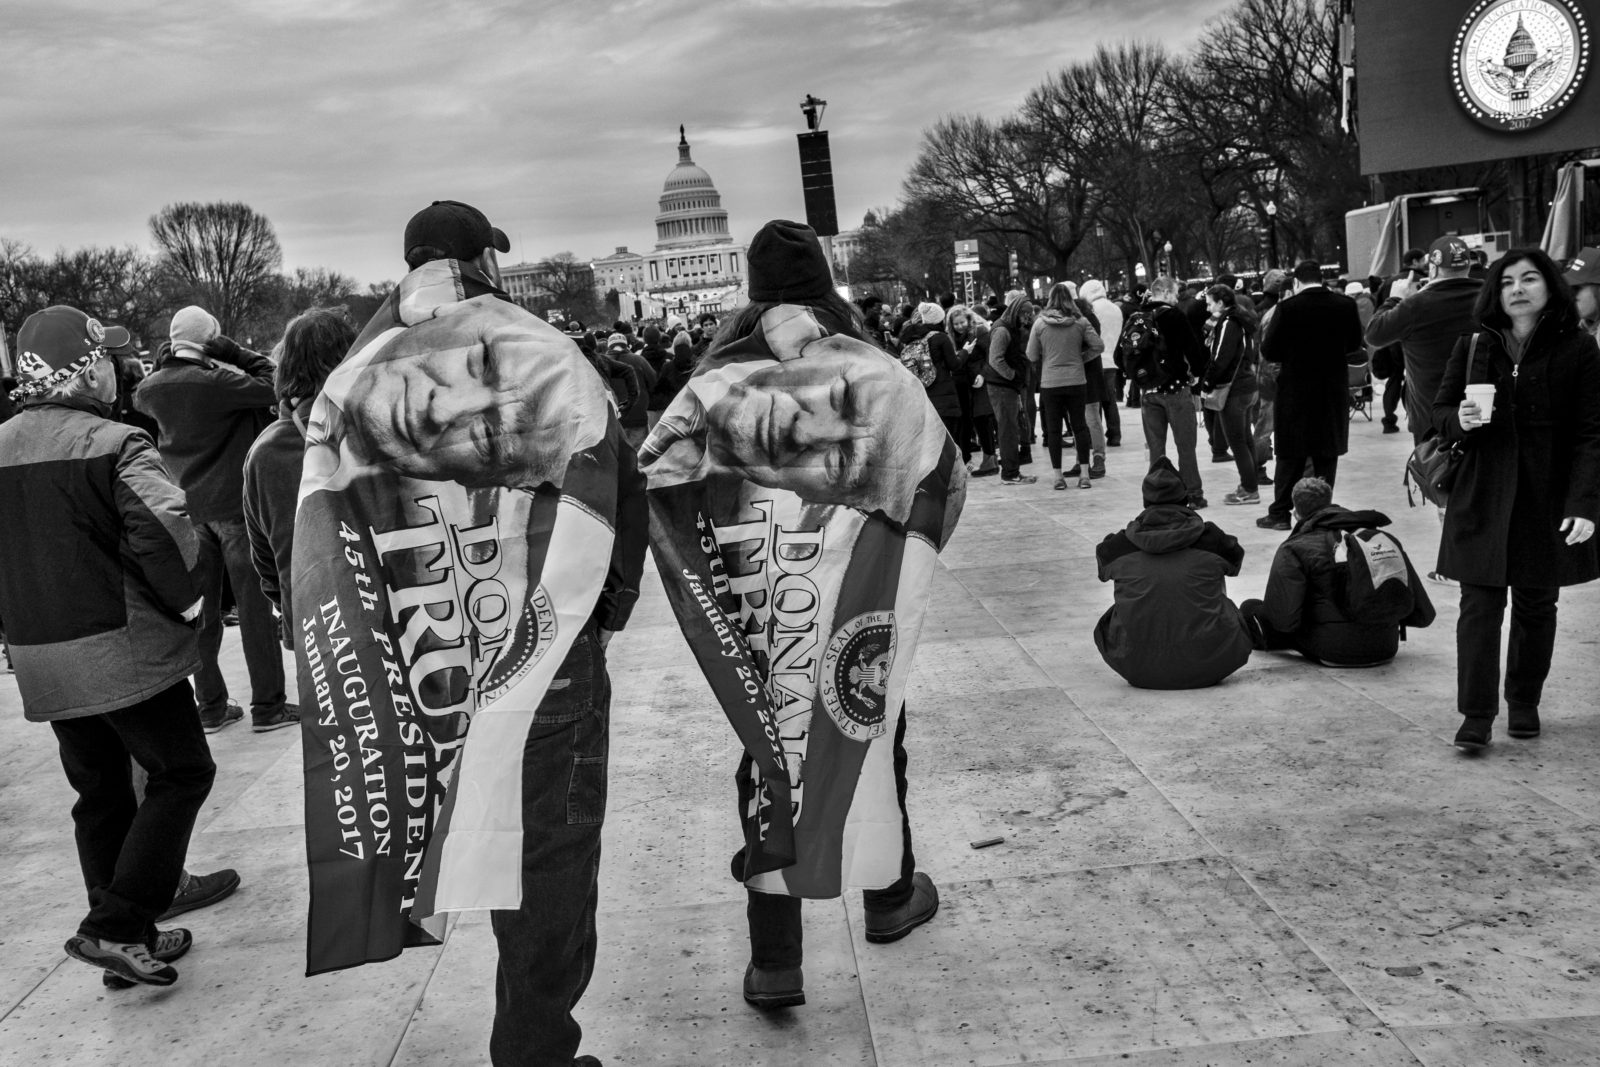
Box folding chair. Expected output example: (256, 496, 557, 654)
(1347, 351, 1373, 421)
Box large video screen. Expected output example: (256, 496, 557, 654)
(1357, 0, 1600, 174)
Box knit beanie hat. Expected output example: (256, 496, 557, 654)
(606, 332, 630, 353)
(916, 301, 945, 326)
(170, 305, 220, 353)
(642, 324, 662, 345)
(1141, 456, 1189, 506)
(747, 219, 833, 302)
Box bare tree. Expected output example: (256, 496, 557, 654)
(519, 252, 602, 324)
(149, 202, 283, 336)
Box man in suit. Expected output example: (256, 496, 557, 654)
(1256, 261, 1366, 531)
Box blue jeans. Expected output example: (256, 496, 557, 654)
(490, 630, 610, 1067)
(194, 517, 287, 720)
(51, 680, 216, 944)
(987, 386, 1023, 478)
(1141, 392, 1203, 496)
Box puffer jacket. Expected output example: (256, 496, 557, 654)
(1257, 505, 1435, 666)
(1093, 489, 1252, 689)
(0, 395, 201, 720)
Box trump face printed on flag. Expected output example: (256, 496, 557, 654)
(341, 309, 598, 491)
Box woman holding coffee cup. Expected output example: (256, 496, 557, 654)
(1432, 248, 1600, 752)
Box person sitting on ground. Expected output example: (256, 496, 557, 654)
(1093, 457, 1253, 689)
(1240, 477, 1436, 667)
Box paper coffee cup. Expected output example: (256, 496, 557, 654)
(1465, 383, 1495, 423)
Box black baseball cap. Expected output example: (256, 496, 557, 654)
(403, 200, 510, 265)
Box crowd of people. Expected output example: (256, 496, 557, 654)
(1, 200, 1598, 1066)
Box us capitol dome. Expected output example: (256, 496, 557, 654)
(589, 126, 748, 317)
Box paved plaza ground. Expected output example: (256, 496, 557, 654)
(4, 385, 1600, 1066)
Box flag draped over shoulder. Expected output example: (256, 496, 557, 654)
(642, 305, 965, 897)
(293, 261, 622, 974)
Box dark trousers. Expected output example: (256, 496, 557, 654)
(1040, 386, 1092, 470)
(988, 386, 1023, 478)
(746, 706, 917, 969)
(1203, 407, 1229, 458)
(194, 517, 287, 720)
(1457, 584, 1560, 717)
(1100, 369, 1122, 443)
(1382, 365, 1404, 427)
(51, 680, 216, 944)
(1141, 392, 1202, 496)
(973, 414, 996, 458)
(1269, 450, 1338, 520)
(1216, 389, 1259, 493)
(490, 632, 610, 1067)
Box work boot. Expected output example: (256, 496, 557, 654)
(743, 962, 804, 1009)
(864, 872, 940, 944)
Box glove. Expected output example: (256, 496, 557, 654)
(203, 335, 246, 365)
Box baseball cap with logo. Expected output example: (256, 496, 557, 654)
(1563, 246, 1600, 287)
(1427, 236, 1473, 269)
(403, 200, 511, 267)
(11, 305, 109, 401)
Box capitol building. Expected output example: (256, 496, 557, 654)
(591, 127, 748, 319)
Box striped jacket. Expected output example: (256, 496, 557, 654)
(0, 396, 201, 720)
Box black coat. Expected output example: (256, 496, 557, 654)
(1434, 315, 1600, 587)
(1260, 505, 1435, 666)
(1260, 286, 1365, 456)
(900, 322, 963, 418)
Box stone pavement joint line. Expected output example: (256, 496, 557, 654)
(3, 385, 1600, 1065)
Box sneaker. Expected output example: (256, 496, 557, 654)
(1223, 489, 1260, 505)
(1211, 452, 1234, 463)
(1426, 571, 1458, 587)
(104, 927, 193, 989)
(1000, 474, 1037, 486)
(1256, 515, 1290, 530)
(743, 962, 805, 1010)
(970, 460, 999, 477)
(1089, 454, 1106, 478)
(65, 935, 177, 987)
(1188, 495, 1208, 509)
(200, 700, 244, 734)
(1382, 422, 1400, 434)
(158, 868, 241, 922)
(252, 704, 300, 733)
(864, 872, 940, 944)
(221, 610, 239, 627)
(1052, 473, 1068, 490)
(1065, 465, 1082, 477)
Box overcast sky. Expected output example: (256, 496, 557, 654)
(3, 0, 1232, 287)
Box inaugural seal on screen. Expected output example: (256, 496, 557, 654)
(1453, 0, 1591, 132)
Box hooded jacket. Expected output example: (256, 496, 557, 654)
(1026, 309, 1105, 392)
(1080, 281, 1124, 355)
(1202, 306, 1258, 396)
(1093, 460, 1252, 689)
(1257, 505, 1435, 666)
(0, 393, 201, 720)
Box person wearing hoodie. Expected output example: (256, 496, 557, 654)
(1080, 279, 1123, 450)
(1027, 283, 1105, 489)
(1201, 285, 1261, 507)
(898, 302, 963, 445)
(1242, 478, 1435, 667)
(1093, 457, 1253, 689)
(949, 304, 998, 475)
(986, 294, 1037, 484)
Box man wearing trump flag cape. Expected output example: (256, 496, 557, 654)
(642, 220, 966, 1010)
(292, 200, 644, 1066)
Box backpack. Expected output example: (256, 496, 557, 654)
(898, 335, 938, 386)
(1118, 309, 1170, 391)
(1333, 527, 1414, 625)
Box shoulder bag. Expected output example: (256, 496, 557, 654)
(1403, 334, 1477, 508)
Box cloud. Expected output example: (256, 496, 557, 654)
(0, 0, 1228, 285)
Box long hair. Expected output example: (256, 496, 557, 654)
(1473, 248, 1579, 332)
(712, 290, 868, 350)
(276, 306, 357, 407)
(1043, 283, 1078, 315)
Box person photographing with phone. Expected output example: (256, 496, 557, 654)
(1432, 249, 1600, 753)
